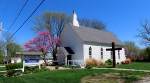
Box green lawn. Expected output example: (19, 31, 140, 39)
(117, 62, 150, 70)
(0, 64, 4, 66)
(0, 69, 149, 83)
(0, 64, 5, 71)
(0, 62, 150, 83)
(0, 67, 5, 71)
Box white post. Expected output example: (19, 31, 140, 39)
(22, 60, 25, 72)
(65, 55, 67, 66)
(73, 60, 74, 65)
(67, 60, 69, 66)
(39, 61, 41, 69)
(39, 65, 41, 69)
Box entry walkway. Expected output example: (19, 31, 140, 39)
(94, 67, 150, 72)
(94, 67, 150, 83)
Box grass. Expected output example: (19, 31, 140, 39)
(0, 62, 149, 83)
(117, 62, 150, 70)
(0, 69, 149, 83)
(0, 64, 4, 66)
(0, 64, 5, 71)
(0, 67, 5, 71)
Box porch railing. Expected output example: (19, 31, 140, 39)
(67, 60, 85, 68)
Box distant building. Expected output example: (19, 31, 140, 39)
(11, 56, 22, 64)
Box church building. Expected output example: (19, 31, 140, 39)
(59, 11, 126, 66)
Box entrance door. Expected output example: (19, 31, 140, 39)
(67, 55, 72, 65)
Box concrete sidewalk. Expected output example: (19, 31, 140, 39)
(94, 67, 150, 72)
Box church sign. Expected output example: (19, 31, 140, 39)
(24, 55, 40, 63)
(16, 52, 42, 72)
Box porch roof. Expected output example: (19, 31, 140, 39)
(64, 47, 75, 54)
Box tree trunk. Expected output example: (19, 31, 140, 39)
(43, 54, 48, 66)
(52, 46, 58, 65)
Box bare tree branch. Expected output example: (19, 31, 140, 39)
(138, 20, 150, 46)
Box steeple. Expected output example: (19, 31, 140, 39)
(72, 10, 79, 27)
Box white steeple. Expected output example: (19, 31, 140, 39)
(72, 10, 79, 27)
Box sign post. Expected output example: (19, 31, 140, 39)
(106, 42, 122, 68)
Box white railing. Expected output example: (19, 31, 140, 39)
(67, 60, 85, 68)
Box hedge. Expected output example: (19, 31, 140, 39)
(6, 63, 23, 70)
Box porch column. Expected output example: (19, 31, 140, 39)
(65, 55, 67, 65)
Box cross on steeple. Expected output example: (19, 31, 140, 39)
(106, 42, 122, 68)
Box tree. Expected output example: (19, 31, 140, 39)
(138, 21, 150, 46)
(0, 32, 15, 63)
(0, 39, 22, 64)
(124, 41, 140, 60)
(33, 12, 68, 65)
(144, 47, 150, 61)
(0, 42, 4, 64)
(79, 18, 106, 30)
(139, 47, 150, 62)
(0, 50, 3, 64)
(24, 31, 60, 65)
(33, 12, 68, 36)
(6, 42, 23, 58)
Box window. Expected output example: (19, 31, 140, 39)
(118, 50, 120, 59)
(14, 59, 17, 63)
(111, 51, 113, 59)
(100, 48, 103, 59)
(89, 46, 92, 58)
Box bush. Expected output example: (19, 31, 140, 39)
(23, 66, 48, 74)
(6, 70, 16, 77)
(105, 59, 112, 65)
(85, 58, 103, 69)
(121, 58, 131, 64)
(6, 63, 23, 70)
(6, 70, 22, 77)
(5, 63, 23, 77)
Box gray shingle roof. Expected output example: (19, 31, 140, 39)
(71, 24, 123, 46)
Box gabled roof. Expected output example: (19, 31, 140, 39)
(69, 24, 123, 46)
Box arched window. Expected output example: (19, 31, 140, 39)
(89, 46, 92, 58)
(100, 48, 103, 59)
(118, 50, 120, 59)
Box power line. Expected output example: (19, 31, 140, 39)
(9, 0, 46, 39)
(7, 0, 29, 32)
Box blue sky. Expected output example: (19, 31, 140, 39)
(0, 0, 150, 48)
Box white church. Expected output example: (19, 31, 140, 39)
(58, 11, 126, 66)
